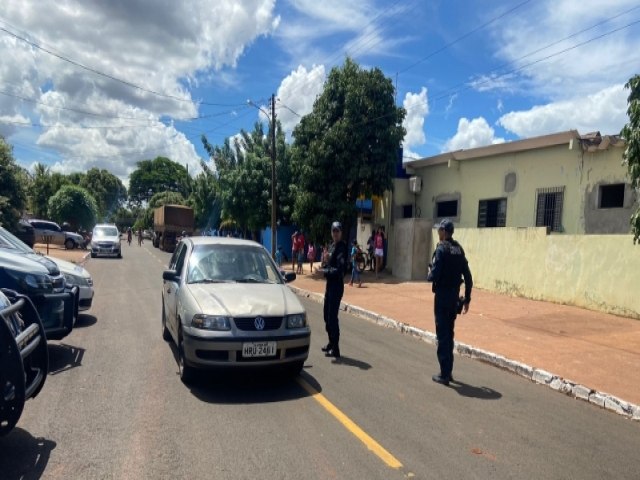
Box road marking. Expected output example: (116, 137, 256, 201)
(296, 377, 403, 470)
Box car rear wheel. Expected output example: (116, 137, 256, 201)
(64, 239, 75, 250)
(161, 303, 171, 342)
(178, 330, 196, 384)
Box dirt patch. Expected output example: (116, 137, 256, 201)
(34, 244, 89, 265)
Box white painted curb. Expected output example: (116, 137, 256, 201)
(290, 285, 640, 422)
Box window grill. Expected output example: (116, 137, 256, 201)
(478, 198, 507, 228)
(535, 187, 564, 232)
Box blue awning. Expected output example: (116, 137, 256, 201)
(356, 199, 373, 212)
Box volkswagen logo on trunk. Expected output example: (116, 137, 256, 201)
(254, 316, 266, 331)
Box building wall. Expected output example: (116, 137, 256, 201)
(431, 227, 640, 318)
(412, 142, 632, 234)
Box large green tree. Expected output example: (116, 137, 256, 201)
(622, 74, 640, 244)
(202, 121, 293, 235)
(79, 168, 127, 219)
(48, 185, 98, 230)
(189, 161, 222, 230)
(128, 156, 189, 202)
(29, 163, 69, 218)
(0, 136, 27, 230)
(290, 58, 406, 242)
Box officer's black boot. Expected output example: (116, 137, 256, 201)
(321, 342, 332, 352)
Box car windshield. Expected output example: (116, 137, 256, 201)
(187, 244, 282, 284)
(0, 227, 32, 253)
(94, 227, 118, 237)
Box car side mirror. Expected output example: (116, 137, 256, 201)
(284, 272, 296, 283)
(163, 269, 179, 281)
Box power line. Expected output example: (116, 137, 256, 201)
(398, 0, 533, 75)
(0, 24, 247, 108)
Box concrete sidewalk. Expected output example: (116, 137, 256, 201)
(290, 266, 640, 410)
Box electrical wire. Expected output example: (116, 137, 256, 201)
(0, 24, 247, 108)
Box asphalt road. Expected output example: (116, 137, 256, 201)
(1, 240, 638, 479)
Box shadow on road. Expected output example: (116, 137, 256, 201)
(330, 355, 372, 370)
(449, 380, 502, 400)
(74, 314, 97, 328)
(188, 369, 322, 405)
(0, 428, 56, 480)
(48, 343, 86, 375)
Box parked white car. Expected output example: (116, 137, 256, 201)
(28, 219, 84, 250)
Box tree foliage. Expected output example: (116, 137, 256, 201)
(622, 74, 640, 244)
(0, 136, 27, 230)
(29, 163, 70, 218)
(79, 168, 127, 219)
(48, 185, 98, 230)
(202, 121, 293, 236)
(290, 58, 405, 242)
(128, 156, 188, 201)
(189, 161, 222, 230)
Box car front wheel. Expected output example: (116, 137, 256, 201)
(64, 239, 75, 250)
(178, 330, 196, 384)
(161, 303, 171, 341)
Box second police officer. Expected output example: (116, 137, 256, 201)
(427, 219, 473, 386)
(320, 221, 348, 358)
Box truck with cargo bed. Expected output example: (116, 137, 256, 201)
(153, 205, 194, 252)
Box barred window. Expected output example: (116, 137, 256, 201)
(535, 187, 564, 232)
(478, 198, 507, 228)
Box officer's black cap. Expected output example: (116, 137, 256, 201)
(438, 219, 454, 234)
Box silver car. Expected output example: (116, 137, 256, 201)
(162, 237, 310, 383)
(90, 224, 121, 258)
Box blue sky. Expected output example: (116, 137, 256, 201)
(1, 0, 639, 182)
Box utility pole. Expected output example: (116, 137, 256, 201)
(270, 93, 277, 259)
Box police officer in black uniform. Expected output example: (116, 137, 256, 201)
(427, 219, 473, 385)
(321, 221, 348, 358)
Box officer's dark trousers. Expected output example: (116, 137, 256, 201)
(434, 289, 458, 378)
(324, 282, 343, 347)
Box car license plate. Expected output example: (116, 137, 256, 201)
(242, 341, 276, 357)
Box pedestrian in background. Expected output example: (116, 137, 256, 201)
(291, 231, 300, 271)
(321, 221, 347, 358)
(307, 242, 316, 273)
(275, 245, 284, 267)
(296, 243, 305, 274)
(374, 226, 385, 279)
(427, 219, 473, 386)
(349, 240, 362, 287)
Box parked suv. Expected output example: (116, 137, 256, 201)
(0, 227, 94, 312)
(29, 219, 84, 250)
(91, 224, 121, 258)
(0, 236, 78, 340)
(0, 288, 48, 436)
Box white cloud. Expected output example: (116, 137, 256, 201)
(273, 64, 326, 134)
(402, 87, 429, 148)
(0, 0, 278, 175)
(498, 84, 627, 138)
(443, 117, 505, 152)
(277, 0, 404, 65)
(488, 0, 640, 99)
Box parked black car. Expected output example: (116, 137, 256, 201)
(11, 219, 35, 249)
(0, 237, 78, 340)
(0, 288, 49, 436)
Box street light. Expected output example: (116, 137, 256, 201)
(247, 94, 277, 258)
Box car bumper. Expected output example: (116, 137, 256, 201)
(183, 331, 311, 369)
(32, 287, 79, 340)
(91, 245, 121, 256)
(78, 285, 94, 311)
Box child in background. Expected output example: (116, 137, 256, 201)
(275, 245, 284, 267)
(349, 240, 362, 287)
(296, 244, 305, 274)
(307, 242, 316, 273)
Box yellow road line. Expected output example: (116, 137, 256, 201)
(296, 377, 403, 470)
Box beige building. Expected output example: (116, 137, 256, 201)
(380, 130, 640, 318)
(403, 130, 634, 235)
